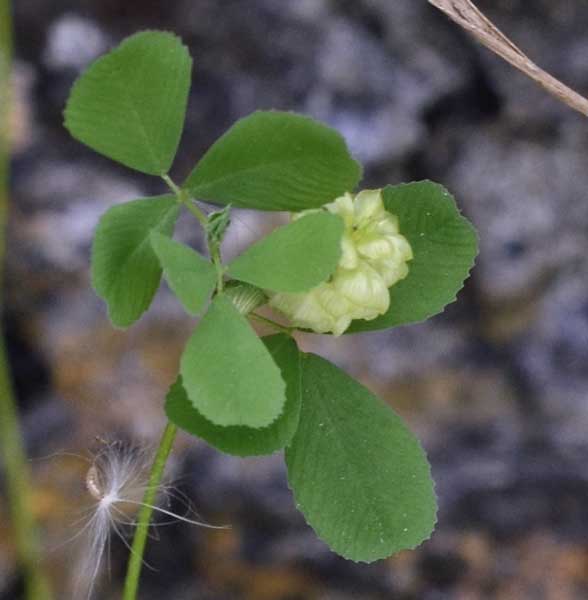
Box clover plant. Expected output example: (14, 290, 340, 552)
(63, 30, 478, 595)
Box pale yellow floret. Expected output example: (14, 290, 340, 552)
(269, 189, 413, 335)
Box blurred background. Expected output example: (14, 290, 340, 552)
(2, 1, 588, 598)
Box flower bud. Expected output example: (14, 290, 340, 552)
(269, 189, 413, 335)
(224, 281, 267, 315)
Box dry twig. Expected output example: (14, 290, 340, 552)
(428, 0, 588, 116)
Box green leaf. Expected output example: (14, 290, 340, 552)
(347, 181, 478, 333)
(227, 212, 344, 293)
(166, 335, 301, 456)
(180, 294, 286, 427)
(91, 195, 179, 327)
(150, 232, 216, 316)
(64, 31, 192, 175)
(184, 111, 362, 211)
(286, 353, 437, 562)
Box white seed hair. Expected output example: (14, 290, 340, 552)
(71, 439, 227, 600)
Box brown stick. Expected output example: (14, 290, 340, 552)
(428, 0, 588, 116)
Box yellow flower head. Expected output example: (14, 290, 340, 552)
(269, 189, 413, 335)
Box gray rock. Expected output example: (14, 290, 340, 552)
(44, 14, 109, 71)
(515, 273, 588, 420)
(448, 127, 588, 301)
(12, 160, 142, 273)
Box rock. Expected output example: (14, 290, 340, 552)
(7, 1, 588, 598)
(515, 273, 588, 420)
(44, 14, 109, 71)
(447, 126, 588, 302)
(12, 167, 141, 272)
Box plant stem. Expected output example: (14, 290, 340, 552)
(0, 0, 11, 278)
(210, 244, 224, 293)
(250, 312, 294, 335)
(184, 199, 208, 226)
(161, 172, 182, 197)
(123, 169, 228, 598)
(161, 174, 208, 226)
(161, 174, 226, 292)
(0, 2, 53, 598)
(124, 175, 233, 598)
(122, 421, 178, 600)
(0, 344, 53, 600)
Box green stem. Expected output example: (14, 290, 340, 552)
(122, 422, 178, 600)
(0, 0, 11, 277)
(250, 312, 294, 335)
(123, 175, 230, 598)
(161, 174, 226, 292)
(161, 173, 182, 197)
(0, 2, 52, 598)
(161, 174, 208, 226)
(211, 244, 224, 293)
(0, 343, 53, 600)
(184, 199, 208, 226)
(122, 168, 215, 597)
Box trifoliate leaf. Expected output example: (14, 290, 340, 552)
(184, 111, 362, 211)
(227, 212, 344, 292)
(180, 295, 286, 427)
(167, 335, 301, 456)
(91, 195, 179, 327)
(150, 232, 216, 316)
(347, 181, 478, 332)
(286, 353, 437, 562)
(64, 31, 192, 175)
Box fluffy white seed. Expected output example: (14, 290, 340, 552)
(71, 440, 226, 599)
